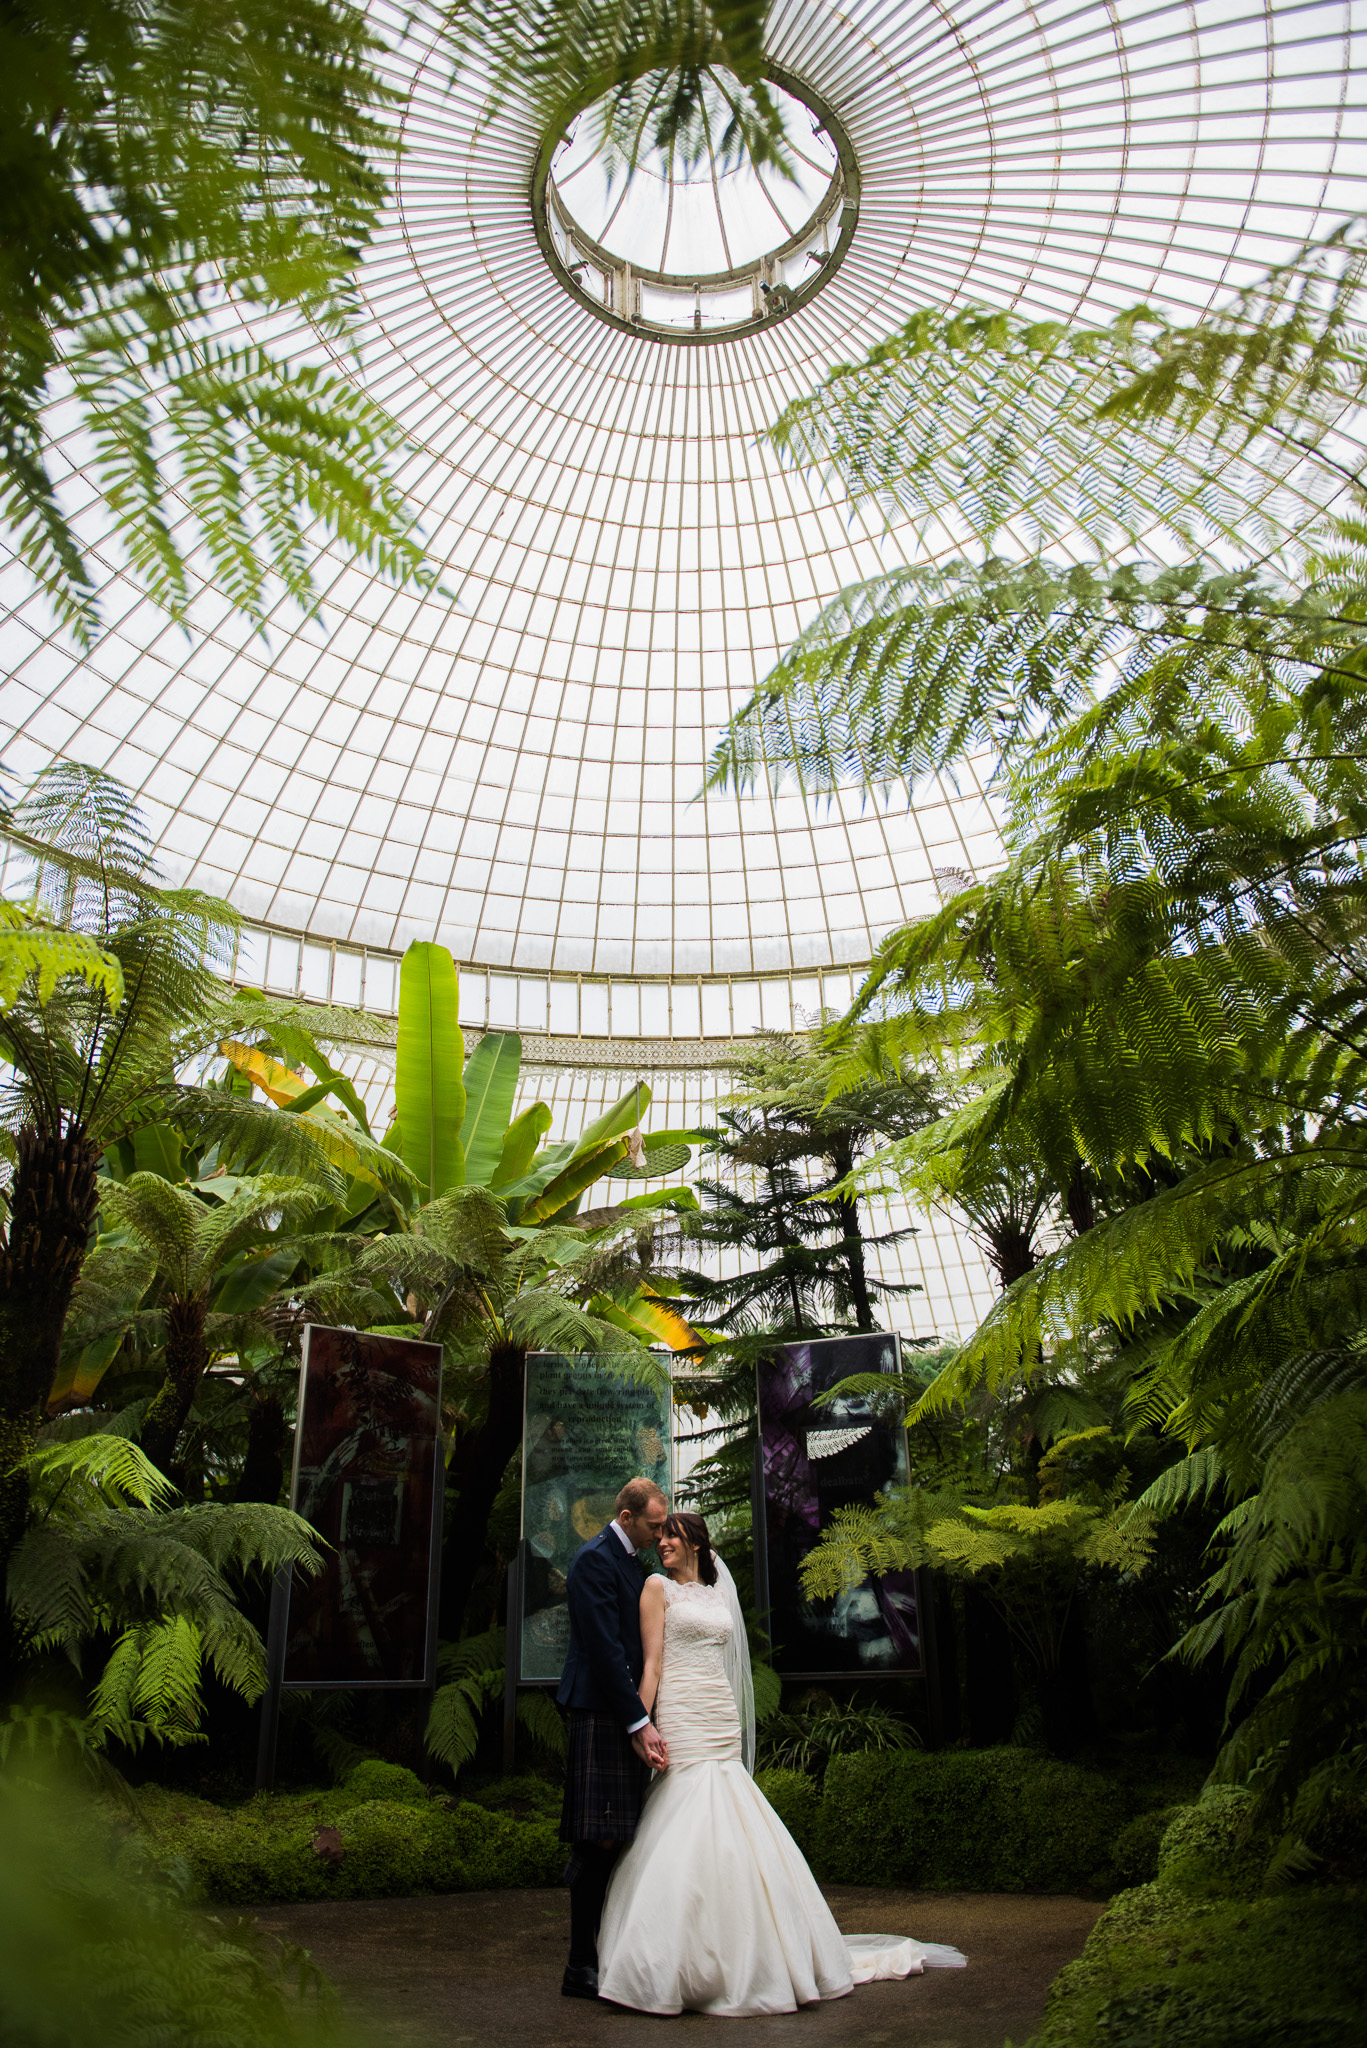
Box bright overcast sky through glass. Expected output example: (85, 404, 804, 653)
(4, 0, 1363, 987)
(551, 70, 840, 276)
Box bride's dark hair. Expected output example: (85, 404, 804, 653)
(663, 1511, 717, 1587)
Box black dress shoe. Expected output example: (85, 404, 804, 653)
(561, 1965, 600, 2000)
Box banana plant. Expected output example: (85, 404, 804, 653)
(381, 942, 696, 1230)
(221, 941, 691, 1227)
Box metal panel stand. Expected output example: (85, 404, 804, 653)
(254, 1564, 292, 1792)
(418, 1451, 446, 1783)
(502, 1540, 524, 1772)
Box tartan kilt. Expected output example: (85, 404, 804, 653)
(559, 1708, 649, 1846)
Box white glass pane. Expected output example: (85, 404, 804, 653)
(332, 950, 363, 1006)
(671, 983, 701, 1037)
(489, 974, 517, 1027)
(518, 978, 548, 1032)
(266, 935, 299, 994)
(700, 983, 731, 1037)
(364, 955, 397, 1013)
(609, 983, 639, 1037)
(731, 983, 761, 1034)
(549, 980, 579, 1035)
(300, 943, 332, 1001)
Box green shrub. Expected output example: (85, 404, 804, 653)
(1030, 1877, 1367, 2047)
(463, 1774, 562, 1821)
(424, 1802, 563, 1890)
(1091, 1983, 1345, 2048)
(1108, 1807, 1183, 1891)
(134, 1782, 563, 1904)
(338, 1760, 428, 1807)
(755, 1768, 820, 1855)
(335, 1801, 429, 1896)
(816, 1748, 1134, 1894)
(1156, 1790, 1270, 1899)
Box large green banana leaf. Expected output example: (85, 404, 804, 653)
(459, 1032, 522, 1185)
(495, 1083, 653, 1216)
(568, 1081, 651, 1159)
(491, 1101, 552, 1188)
(396, 942, 466, 1198)
(521, 1137, 632, 1224)
(212, 1246, 300, 1314)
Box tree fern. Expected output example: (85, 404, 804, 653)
(9, 1437, 324, 1738)
(4, 0, 434, 641)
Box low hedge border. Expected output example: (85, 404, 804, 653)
(135, 1770, 564, 1905)
(140, 1750, 1204, 1906)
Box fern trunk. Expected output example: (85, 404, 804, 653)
(234, 1391, 290, 1503)
(0, 1125, 102, 1684)
(440, 1337, 526, 1637)
(140, 1293, 209, 1481)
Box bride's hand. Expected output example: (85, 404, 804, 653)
(633, 1724, 668, 1770)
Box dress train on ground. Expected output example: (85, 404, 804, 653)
(595, 1578, 965, 2017)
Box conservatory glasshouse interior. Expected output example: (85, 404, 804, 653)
(2, 0, 1366, 2042)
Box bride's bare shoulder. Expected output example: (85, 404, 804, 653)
(640, 1573, 669, 1608)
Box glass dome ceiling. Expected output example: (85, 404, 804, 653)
(551, 71, 840, 276)
(2, 0, 1362, 991)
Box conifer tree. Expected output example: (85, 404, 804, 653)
(676, 1032, 935, 1522)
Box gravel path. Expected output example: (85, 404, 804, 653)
(252, 1885, 1102, 2048)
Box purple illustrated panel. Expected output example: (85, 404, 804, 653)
(283, 1324, 443, 1687)
(757, 1332, 921, 1676)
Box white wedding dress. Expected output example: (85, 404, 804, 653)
(596, 1572, 966, 2017)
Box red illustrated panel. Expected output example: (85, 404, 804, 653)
(283, 1324, 444, 1687)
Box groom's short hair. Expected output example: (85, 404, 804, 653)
(616, 1476, 667, 1517)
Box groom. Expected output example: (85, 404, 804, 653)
(556, 1475, 670, 2000)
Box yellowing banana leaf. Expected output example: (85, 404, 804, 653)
(286, 1065, 374, 1137)
(220, 1040, 307, 1107)
(221, 1040, 410, 1191)
(396, 942, 466, 1198)
(593, 1286, 706, 1354)
(298, 1102, 415, 1191)
(47, 1328, 127, 1411)
(460, 1032, 522, 1185)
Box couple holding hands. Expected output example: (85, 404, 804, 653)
(554, 1476, 965, 2016)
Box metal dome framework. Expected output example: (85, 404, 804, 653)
(2, 0, 1363, 1334)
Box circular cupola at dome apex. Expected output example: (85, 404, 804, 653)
(531, 64, 859, 343)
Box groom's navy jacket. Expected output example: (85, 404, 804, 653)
(556, 1526, 649, 1730)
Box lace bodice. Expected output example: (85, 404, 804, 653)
(662, 1577, 734, 1667)
(654, 1577, 741, 1765)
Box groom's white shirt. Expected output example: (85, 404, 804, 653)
(608, 1518, 650, 1733)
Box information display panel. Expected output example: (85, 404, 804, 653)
(756, 1332, 921, 1677)
(282, 1324, 444, 1688)
(519, 1352, 672, 1684)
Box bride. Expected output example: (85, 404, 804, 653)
(596, 1510, 966, 2017)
